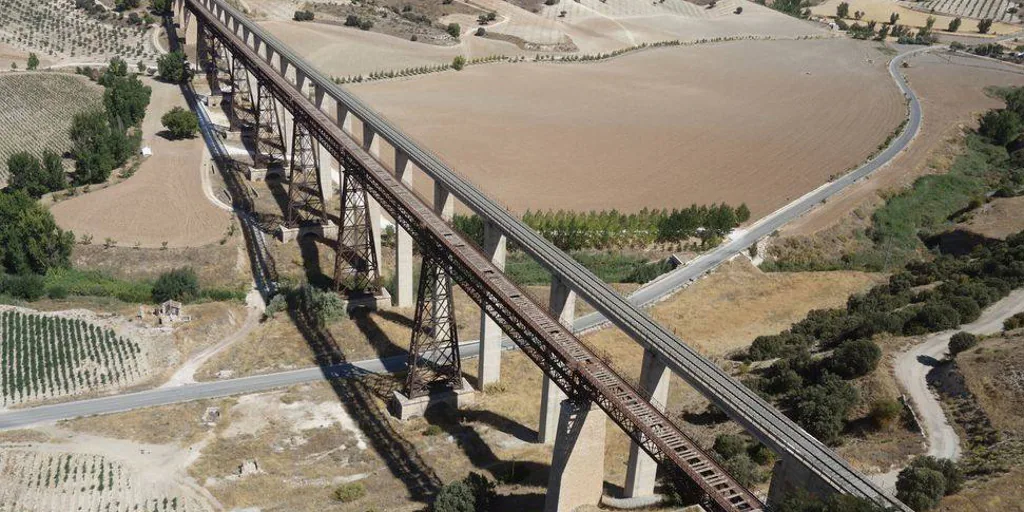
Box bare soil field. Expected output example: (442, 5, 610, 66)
(348, 39, 903, 219)
(70, 238, 251, 291)
(783, 51, 1024, 236)
(51, 78, 232, 248)
(251, 0, 824, 76)
(0, 72, 101, 187)
(812, 0, 1019, 34)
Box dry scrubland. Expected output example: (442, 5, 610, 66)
(956, 195, 1024, 240)
(351, 39, 903, 218)
(0, 73, 101, 187)
(51, 79, 232, 248)
(784, 51, 1024, 236)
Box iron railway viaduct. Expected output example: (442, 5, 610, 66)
(170, 1, 910, 509)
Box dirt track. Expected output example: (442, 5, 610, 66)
(350, 38, 904, 218)
(51, 79, 231, 248)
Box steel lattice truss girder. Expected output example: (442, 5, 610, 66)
(229, 52, 255, 126)
(254, 81, 286, 166)
(186, 7, 763, 511)
(405, 256, 462, 398)
(333, 170, 380, 294)
(285, 119, 327, 227)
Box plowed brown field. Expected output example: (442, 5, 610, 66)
(348, 39, 904, 219)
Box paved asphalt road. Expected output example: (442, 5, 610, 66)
(0, 47, 932, 430)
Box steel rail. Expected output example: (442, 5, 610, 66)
(187, 4, 762, 510)
(186, 0, 907, 508)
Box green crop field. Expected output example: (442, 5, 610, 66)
(0, 309, 149, 406)
(0, 73, 102, 187)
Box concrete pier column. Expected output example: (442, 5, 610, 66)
(337, 101, 354, 137)
(192, 18, 205, 63)
(544, 399, 606, 512)
(434, 183, 454, 221)
(314, 85, 336, 196)
(296, 69, 308, 97)
(278, 99, 293, 164)
(624, 348, 671, 498)
(477, 221, 507, 387)
(539, 276, 575, 444)
(393, 151, 414, 308)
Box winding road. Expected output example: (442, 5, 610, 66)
(0, 45, 935, 430)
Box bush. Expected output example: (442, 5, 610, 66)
(452, 55, 467, 71)
(299, 285, 343, 325)
(475, 27, 485, 36)
(748, 443, 776, 465)
(1004, 311, 1024, 330)
(869, 399, 902, 430)
(447, 23, 461, 38)
(722, 454, 763, 487)
(948, 331, 978, 357)
(0, 273, 46, 301)
(713, 433, 746, 459)
(896, 466, 946, 510)
(791, 374, 858, 445)
(264, 293, 286, 320)
(161, 106, 199, 139)
(345, 14, 361, 26)
(978, 109, 1022, 146)
(828, 339, 881, 379)
(748, 332, 813, 360)
(46, 285, 68, 300)
(332, 482, 366, 502)
(157, 51, 188, 83)
(0, 190, 74, 275)
(293, 9, 314, 21)
(978, 17, 993, 33)
(432, 473, 495, 512)
(7, 150, 66, 198)
(152, 267, 199, 302)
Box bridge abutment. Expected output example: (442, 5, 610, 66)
(539, 276, 574, 444)
(544, 399, 606, 512)
(477, 221, 507, 387)
(624, 348, 671, 498)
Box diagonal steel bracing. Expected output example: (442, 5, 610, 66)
(405, 256, 462, 398)
(333, 170, 380, 294)
(285, 118, 327, 227)
(254, 81, 286, 167)
(229, 52, 255, 127)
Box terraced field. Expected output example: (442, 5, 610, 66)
(0, 73, 101, 188)
(0, 308, 152, 407)
(918, 0, 1019, 22)
(0, 450, 211, 511)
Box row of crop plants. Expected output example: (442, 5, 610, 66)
(0, 451, 193, 511)
(923, 0, 1014, 21)
(0, 310, 147, 406)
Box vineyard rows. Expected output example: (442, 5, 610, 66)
(917, 0, 1020, 22)
(0, 450, 210, 511)
(0, 73, 101, 188)
(0, 0, 159, 64)
(0, 308, 152, 407)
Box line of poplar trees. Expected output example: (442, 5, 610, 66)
(455, 203, 750, 251)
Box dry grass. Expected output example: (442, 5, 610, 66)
(60, 399, 233, 446)
(956, 196, 1024, 241)
(937, 466, 1024, 511)
(956, 332, 1024, 436)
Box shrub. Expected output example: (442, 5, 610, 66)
(264, 293, 286, 320)
(713, 433, 746, 459)
(475, 27, 485, 36)
(722, 454, 762, 487)
(8, 151, 66, 198)
(948, 331, 978, 357)
(791, 374, 858, 445)
(828, 339, 881, 379)
(947, 16, 961, 32)
(896, 466, 946, 510)
(447, 23, 461, 38)
(299, 285, 343, 325)
(293, 9, 314, 21)
(157, 51, 188, 83)
(423, 424, 443, 436)
(46, 285, 68, 300)
(359, 18, 374, 30)
(0, 273, 46, 301)
(1004, 312, 1024, 331)
(161, 106, 199, 139)
(345, 14, 361, 26)
(152, 267, 199, 302)
(0, 190, 74, 275)
(433, 481, 475, 512)
(332, 482, 366, 502)
(748, 443, 776, 465)
(978, 18, 993, 33)
(978, 109, 1022, 146)
(869, 399, 902, 430)
(452, 55, 467, 71)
